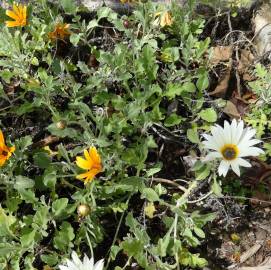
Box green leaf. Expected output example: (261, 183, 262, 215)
(53, 221, 75, 251)
(41, 253, 59, 266)
(183, 82, 196, 93)
(194, 227, 205, 238)
(141, 188, 160, 202)
(14, 176, 35, 190)
(43, 169, 57, 189)
(196, 165, 210, 180)
(196, 74, 209, 91)
(87, 20, 98, 30)
(0, 208, 16, 237)
(187, 128, 199, 143)
(18, 189, 38, 204)
(110, 245, 122, 260)
(52, 198, 69, 217)
(97, 7, 113, 20)
(121, 238, 144, 257)
(164, 113, 183, 127)
(146, 166, 161, 177)
(60, 0, 77, 14)
(33, 206, 49, 237)
(33, 152, 51, 169)
(70, 33, 82, 47)
(157, 233, 171, 257)
(165, 83, 183, 99)
(211, 178, 222, 196)
(20, 229, 36, 249)
(199, 108, 217, 122)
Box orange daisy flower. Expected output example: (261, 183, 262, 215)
(154, 11, 173, 28)
(5, 3, 27, 28)
(48, 23, 71, 41)
(76, 146, 102, 184)
(0, 130, 15, 167)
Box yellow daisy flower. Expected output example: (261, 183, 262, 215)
(0, 130, 15, 167)
(5, 3, 27, 28)
(48, 23, 71, 41)
(76, 146, 102, 184)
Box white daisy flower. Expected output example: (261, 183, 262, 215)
(59, 251, 104, 270)
(202, 119, 264, 177)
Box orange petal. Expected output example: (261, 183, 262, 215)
(89, 147, 101, 165)
(76, 156, 92, 170)
(85, 168, 101, 181)
(76, 171, 93, 180)
(0, 157, 7, 167)
(76, 168, 101, 183)
(6, 10, 19, 20)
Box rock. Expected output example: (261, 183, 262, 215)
(253, 2, 271, 57)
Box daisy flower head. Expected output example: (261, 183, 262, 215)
(154, 11, 173, 27)
(0, 130, 15, 167)
(5, 3, 27, 28)
(48, 23, 71, 41)
(59, 251, 104, 270)
(202, 119, 264, 177)
(76, 146, 102, 184)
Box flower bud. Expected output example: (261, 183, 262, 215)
(77, 204, 91, 217)
(56, 120, 66, 130)
(123, 20, 130, 28)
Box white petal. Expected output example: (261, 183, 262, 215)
(211, 126, 225, 148)
(223, 121, 232, 143)
(239, 146, 264, 157)
(203, 151, 222, 161)
(202, 140, 220, 151)
(66, 261, 79, 270)
(218, 160, 230, 177)
(230, 161, 240, 176)
(238, 139, 262, 150)
(239, 128, 256, 145)
(59, 266, 69, 270)
(236, 158, 251, 168)
(233, 120, 244, 144)
(94, 259, 104, 270)
(89, 257, 94, 268)
(71, 252, 82, 267)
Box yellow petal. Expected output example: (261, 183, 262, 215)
(84, 149, 91, 161)
(8, 145, 15, 154)
(6, 10, 19, 20)
(5, 20, 21, 27)
(23, 5, 27, 22)
(0, 130, 5, 148)
(89, 147, 101, 165)
(76, 156, 92, 170)
(12, 4, 21, 17)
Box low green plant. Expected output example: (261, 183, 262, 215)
(0, 0, 227, 269)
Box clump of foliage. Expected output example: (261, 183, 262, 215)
(0, 0, 253, 269)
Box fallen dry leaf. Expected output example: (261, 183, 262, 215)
(209, 46, 233, 65)
(209, 66, 231, 97)
(223, 100, 240, 118)
(238, 49, 255, 82)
